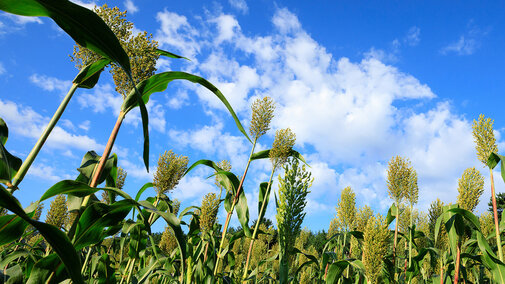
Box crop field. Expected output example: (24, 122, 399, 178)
(1, 1, 505, 283)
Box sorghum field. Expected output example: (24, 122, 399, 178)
(1, 1, 504, 283)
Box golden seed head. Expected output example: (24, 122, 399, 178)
(249, 97, 275, 140)
(336, 186, 357, 232)
(70, 4, 159, 98)
(457, 167, 484, 212)
(153, 150, 189, 196)
(472, 114, 498, 166)
(214, 160, 232, 188)
(45, 195, 69, 230)
(362, 214, 389, 284)
(387, 156, 417, 204)
(116, 167, 127, 190)
(269, 128, 296, 169)
(199, 193, 220, 233)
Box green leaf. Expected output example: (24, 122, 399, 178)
(121, 71, 251, 143)
(251, 149, 307, 165)
(40, 180, 97, 201)
(72, 58, 110, 89)
(487, 152, 505, 183)
(386, 203, 398, 226)
(326, 261, 350, 284)
(155, 48, 190, 61)
(0, 0, 131, 75)
(26, 254, 67, 284)
(0, 117, 8, 145)
(235, 186, 251, 238)
(0, 214, 31, 246)
(76, 151, 117, 186)
(73, 200, 133, 250)
(258, 182, 269, 214)
(0, 186, 83, 284)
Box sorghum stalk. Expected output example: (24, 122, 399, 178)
(243, 167, 275, 280)
(472, 114, 502, 261)
(213, 137, 257, 275)
(81, 111, 125, 208)
(9, 83, 79, 192)
(490, 169, 503, 261)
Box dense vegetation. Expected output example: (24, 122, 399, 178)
(1, 1, 505, 283)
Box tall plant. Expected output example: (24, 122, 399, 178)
(243, 128, 296, 279)
(276, 158, 313, 283)
(472, 114, 502, 261)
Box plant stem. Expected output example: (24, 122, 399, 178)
(243, 167, 275, 281)
(393, 201, 399, 281)
(454, 240, 461, 284)
(490, 168, 504, 262)
(81, 112, 125, 208)
(214, 137, 257, 275)
(9, 83, 79, 192)
(81, 247, 93, 274)
(409, 203, 413, 268)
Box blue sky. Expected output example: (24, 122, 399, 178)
(1, 0, 504, 232)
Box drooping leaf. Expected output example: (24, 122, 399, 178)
(0, 214, 31, 246)
(155, 48, 190, 61)
(251, 149, 307, 165)
(121, 71, 251, 143)
(0, 119, 22, 184)
(386, 202, 398, 226)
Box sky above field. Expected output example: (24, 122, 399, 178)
(1, 0, 505, 232)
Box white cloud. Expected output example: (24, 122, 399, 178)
(5, 14, 43, 25)
(153, 8, 499, 222)
(0, 62, 5, 75)
(228, 0, 248, 14)
(79, 120, 91, 131)
(211, 14, 240, 44)
(441, 36, 479, 55)
(0, 99, 102, 151)
(272, 8, 301, 34)
(441, 23, 488, 56)
(124, 0, 139, 14)
(70, 0, 97, 10)
(404, 26, 420, 46)
(28, 164, 70, 183)
(29, 74, 72, 95)
(155, 10, 200, 59)
(77, 84, 167, 133)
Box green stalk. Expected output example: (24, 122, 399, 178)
(490, 169, 504, 262)
(408, 203, 413, 269)
(214, 137, 258, 275)
(243, 167, 276, 281)
(81, 247, 93, 274)
(393, 201, 399, 282)
(9, 83, 79, 192)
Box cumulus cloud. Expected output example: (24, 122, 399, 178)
(30, 74, 72, 95)
(441, 23, 488, 55)
(77, 84, 167, 133)
(0, 99, 103, 151)
(124, 0, 139, 14)
(228, 0, 248, 14)
(155, 10, 200, 59)
(151, 8, 498, 227)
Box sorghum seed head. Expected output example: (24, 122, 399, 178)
(472, 114, 498, 166)
(269, 128, 296, 169)
(457, 167, 484, 212)
(249, 97, 275, 140)
(153, 150, 189, 196)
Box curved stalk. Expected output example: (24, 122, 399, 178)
(214, 137, 257, 275)
(243, 167, 275, 280)
(10, 83, 79, 192)
(490, 169, 504, 262)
